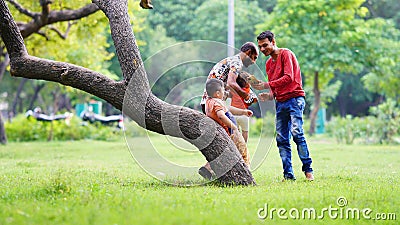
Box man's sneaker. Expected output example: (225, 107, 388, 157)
(305, 172, 314, 181)
(282, 176, 296, 182)
(198, 166, 213, 180)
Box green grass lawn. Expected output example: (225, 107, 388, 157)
(0, 135, 399, 225)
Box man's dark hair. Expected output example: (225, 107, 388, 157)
(240, 42, 258, 55)
(257, 31, 274, 42)
(206, 78, 224, 97)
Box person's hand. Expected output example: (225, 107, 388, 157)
(244, 92, 257, 105)
(258, 92, 274, 101)
(232, 126, 239, 134)
(251, 81, 268, 90)
(243, 109, 253, 117)
(223, 90, 230, 101)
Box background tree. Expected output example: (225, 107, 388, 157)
(0, 0, 255, 185)
(146, 0, 204, 42)
(0, 0, 101, 144)
(362, 0, 400, 29)
(0, 0, 149, 144)
(256, 0, 400, 135)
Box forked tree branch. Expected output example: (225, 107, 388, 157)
(48, 21, 75, 39)
(5, 0, 99, 38)
(6, 0, 37, 18)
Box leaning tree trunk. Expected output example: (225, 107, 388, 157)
(309, 71, 320, 136)
(0, 0, 255, 185)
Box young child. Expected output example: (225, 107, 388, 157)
(198, 78, 252, 180)
(229, 71, 258, 143)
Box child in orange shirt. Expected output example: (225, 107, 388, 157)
(199, 78, 252, 180)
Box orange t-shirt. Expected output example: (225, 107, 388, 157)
(205, 97, 229, 134)
(231, 86, 250, 110)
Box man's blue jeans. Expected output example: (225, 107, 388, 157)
(275, 96, 313, 179)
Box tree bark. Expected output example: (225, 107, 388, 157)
(0, 0, 255, 185)
(309, 71, 320, 136)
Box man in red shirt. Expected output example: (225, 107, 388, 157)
(253, 31, 314, 181)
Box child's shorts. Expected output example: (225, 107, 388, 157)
(233, 115, 249, 132)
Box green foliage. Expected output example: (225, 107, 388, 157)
(305, 80, 343, 109)
(363, 0, 400, 29)
(326, 115, 361, 144)
(328, 72, 381, 117)
(146, 0, 204, 41)
(360, 19, 400, 98)
(249, 111, 276, 137)
(256, 0, 400, 104)
(369, 98, 400, 143)
(5, 114, 122, 142)
(189, 0, 268, 48)
(326, 99, 400, 144)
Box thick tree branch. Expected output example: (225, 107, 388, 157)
(11, 56, 125, 110)
(39, 0, 51, 24)
(0, 0, 27, 58)
(11, 2, 99, 38)
(92, 0, 140, 85)
(47, 4, 99, 23)
(6, 0, 37, 18)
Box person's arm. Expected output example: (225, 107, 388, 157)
(251, 81, 268, 90)
(216, 110, 238, 132)
(229, 106, 253, 117)
(258, 92, 274, 101)
(226, 68, 249, 99)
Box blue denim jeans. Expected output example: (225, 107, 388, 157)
(275, 96, 313, 179)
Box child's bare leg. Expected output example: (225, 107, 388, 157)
(204, 162, 212, 171)
(231, 132, 250, 167)
(242, 130, 248, 143)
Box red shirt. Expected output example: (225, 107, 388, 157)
(266, 48, 305, 102)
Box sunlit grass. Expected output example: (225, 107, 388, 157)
(0, 136, 399, 225)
